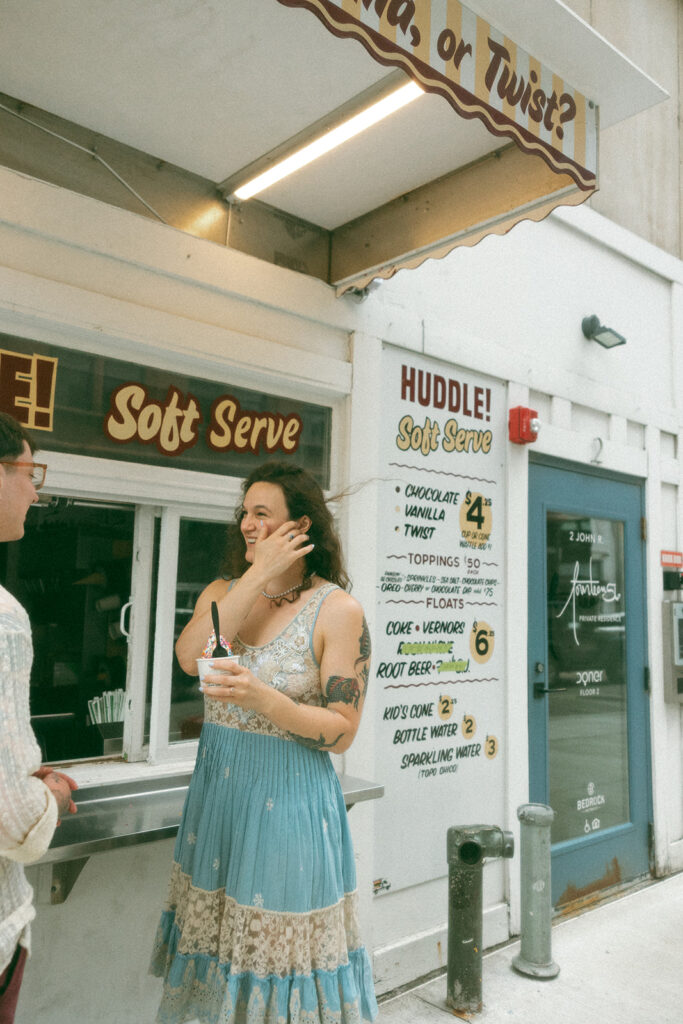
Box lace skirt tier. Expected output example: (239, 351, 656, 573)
(150, 722, 378, 1024)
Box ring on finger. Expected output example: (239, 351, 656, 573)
(288, 533, 294, 540)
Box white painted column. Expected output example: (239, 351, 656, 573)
(342, 330, 384, 951)
(672, 426, 683, 872)
(644, 424, 671, 874)
(669, 280, 683, 870)
(148, 507, 180, 762)
(505, 381, 531, 935)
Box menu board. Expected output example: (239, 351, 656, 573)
(373, 346, 506, 894)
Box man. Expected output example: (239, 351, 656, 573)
(0, 411, 77, 1023)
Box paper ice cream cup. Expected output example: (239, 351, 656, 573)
(196, 654, 240, 686)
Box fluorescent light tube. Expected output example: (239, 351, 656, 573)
(233, 81, 423, 200)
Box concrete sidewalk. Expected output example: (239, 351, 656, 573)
(377, 871, 683, 1024)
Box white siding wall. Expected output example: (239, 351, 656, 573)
(351, 202, 683, 991)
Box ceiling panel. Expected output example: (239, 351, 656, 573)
(0, 0, 387, 181)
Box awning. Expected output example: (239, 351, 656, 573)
(0, 1, 667, 293)
(274, 0, 660, 293)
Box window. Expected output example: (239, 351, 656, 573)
(0, 493, 242, 765)
(0, 334, 339, 767)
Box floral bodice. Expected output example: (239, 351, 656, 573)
(202, 583, 337, 738)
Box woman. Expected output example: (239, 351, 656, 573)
(151, 461, 378, 1024)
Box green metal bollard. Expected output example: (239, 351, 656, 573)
(446, 825, 514, 1014)
(512, 803, 559, 979)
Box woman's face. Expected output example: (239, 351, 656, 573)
(240, 481, 290, 560)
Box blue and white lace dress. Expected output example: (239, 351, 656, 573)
(150, 583, 378, 1024)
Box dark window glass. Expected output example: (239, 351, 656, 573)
(546, 513, 629, 843)
(0, 498, 135, 762)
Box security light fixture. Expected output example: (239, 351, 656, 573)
(581, 315, 627, 349)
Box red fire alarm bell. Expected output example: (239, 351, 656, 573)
(509, 406, 540, 445)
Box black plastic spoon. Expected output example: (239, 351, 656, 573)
(210, 601, 229, 658)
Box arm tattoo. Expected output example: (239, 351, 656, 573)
(287, 731, 345, 751)
(322, 675, 361, 709)
(357, 616, 372, 664)
(356, 616, 371, 699)
(322, 615, 372, 708)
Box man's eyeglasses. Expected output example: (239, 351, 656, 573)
(0, 461, 48, 490)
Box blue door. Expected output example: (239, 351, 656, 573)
(528, 460, 651, 906)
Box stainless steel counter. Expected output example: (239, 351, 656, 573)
(41, 772, 192, 865)
(36, 770, 383, 901)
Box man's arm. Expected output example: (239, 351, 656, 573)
(0, 625, 60, 863)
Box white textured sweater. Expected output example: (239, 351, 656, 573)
(0, 584, 58, 974)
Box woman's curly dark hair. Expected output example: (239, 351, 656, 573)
(225, 461, 350, 590)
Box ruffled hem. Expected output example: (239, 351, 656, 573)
(157, 867, 363, 977)
(150, 945, 378, 1024)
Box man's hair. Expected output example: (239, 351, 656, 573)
(0, 411, 36, 460)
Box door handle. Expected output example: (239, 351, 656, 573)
(533, 683, 567, 698)
(119, 597, 132, 641)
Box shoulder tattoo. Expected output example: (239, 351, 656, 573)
(322, 615, 372, 707)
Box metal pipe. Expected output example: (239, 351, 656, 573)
(512, 803, 559, 978)
(0, 99, 169, 224)
(446, 824, 514, 1014)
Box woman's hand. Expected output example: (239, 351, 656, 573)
(201, 659, 271, 713)
(251, 520, 313, 580)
